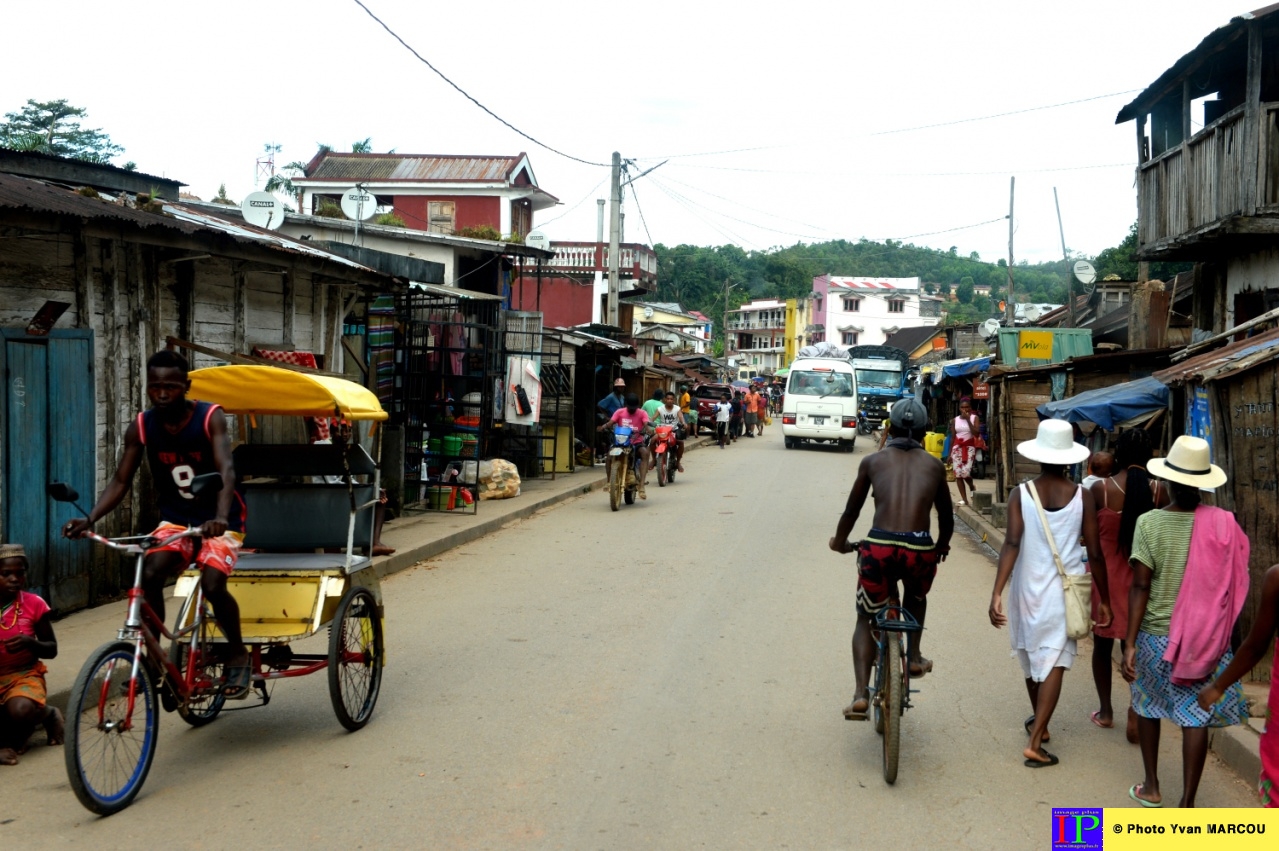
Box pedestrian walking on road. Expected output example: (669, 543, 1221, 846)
(1122, 436, 1249, 808)
(829, 399, 952, 722)
(948, 398, 981, 506)
(1088, 429, 1160, 743)
(989, 419, 1110, 770)
(729, 392, 743, 442)
(679, 385, 696, 437)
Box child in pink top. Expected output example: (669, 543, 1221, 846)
(1, 544, 62, 766)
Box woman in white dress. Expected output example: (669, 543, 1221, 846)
(989, 419, 1110, 767)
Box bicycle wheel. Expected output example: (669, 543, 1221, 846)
(657, 452, 667, 486)
(872, 653, 885, 735)
(881, 633, 903, 784)
(65, 641, 160, 815)
(168, 598, 226, 727)
(328, 586, 384, 731)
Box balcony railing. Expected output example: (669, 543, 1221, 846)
(1136, 102, 1279, 252)
(544, 241, 657, 283)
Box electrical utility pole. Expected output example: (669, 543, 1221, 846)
(1005, 176, 1016, 327)
(1053, 187, 1073, 328)
(606, 152, 622, 326)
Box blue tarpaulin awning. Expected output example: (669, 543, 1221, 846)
(942, 357, 991, 379)
(1035, 376, 1169, 429)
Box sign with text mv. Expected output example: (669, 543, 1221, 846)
(1018, 330, 1053, 359)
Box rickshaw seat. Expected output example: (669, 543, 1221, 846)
(234, 552, 371, 572)
(233, 443, 376, 478)
(240, 483, 375, 551)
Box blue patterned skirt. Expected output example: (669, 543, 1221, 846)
(1131, 631, 1248, 728)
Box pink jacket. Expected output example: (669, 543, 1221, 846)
(1164, 505, 1250, 685)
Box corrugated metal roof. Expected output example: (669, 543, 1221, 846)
(0, 172, 389, 281)
(1154, 326, 1279, 385)
(303, 154, 522, 183)
(828, 276, 920, 290)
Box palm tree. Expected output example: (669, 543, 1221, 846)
(264, 160, 310, 210)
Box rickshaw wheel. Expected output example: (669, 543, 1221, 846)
(65, 641, 159, 815)
(328, 586, 383, 731)
(169, 599, 226, 726)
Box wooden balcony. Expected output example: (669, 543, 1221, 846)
(1137, 101, 1279, 258)
(544, 241, 657, 285)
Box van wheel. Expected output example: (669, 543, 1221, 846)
(784, 437, 796, 449)
(841, 439, 855, 453)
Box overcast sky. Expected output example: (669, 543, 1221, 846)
(2, 0, 1246, 265)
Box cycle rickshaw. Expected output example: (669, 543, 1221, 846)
(52, 364, 389, 815)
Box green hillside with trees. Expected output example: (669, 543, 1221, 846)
(651, 223, 1187, 334)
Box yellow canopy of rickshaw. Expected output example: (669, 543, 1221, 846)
(188, 364, 388, 421)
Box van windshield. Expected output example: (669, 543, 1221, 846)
(788, 370, 853, 397)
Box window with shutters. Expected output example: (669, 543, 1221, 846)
(888, 299, 905, 313)
(428, 201, 456, 234)
(843, 298, 861, 312)
(841, 331, 859, 346)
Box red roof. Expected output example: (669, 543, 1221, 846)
(298, 152, 533, 184)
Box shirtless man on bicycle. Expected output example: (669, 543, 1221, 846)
(829, 398, 953, 720)
(64, 350, 251, 697)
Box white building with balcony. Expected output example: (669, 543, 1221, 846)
(726, 298, 787, 378)
(813, 276, 939, 347)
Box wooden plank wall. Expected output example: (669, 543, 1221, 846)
(1216, 371, 1279, 655)
(994, 374, 1054, 497)
(1, 229, 346, 605)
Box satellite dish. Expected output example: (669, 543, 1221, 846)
(525, 229, 550, 251)
(644, 306, 654, 319)
(1024, 304, 1044, 322)
(1073, 259, 1097, 294)
(980, 318, 1001, 338)
(241, 191, 286, 230)
(340, 186, 378, 221)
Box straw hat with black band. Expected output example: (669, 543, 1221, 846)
(1147, 435, 1227, 489)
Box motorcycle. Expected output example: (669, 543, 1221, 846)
(857, 410, 874, 436)
(652, 424, 678, 487)
(607, 426, 644, 511)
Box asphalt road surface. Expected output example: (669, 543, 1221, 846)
(4, 430, 1258, 848)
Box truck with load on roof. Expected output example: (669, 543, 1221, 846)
(846, 345, 911, 433)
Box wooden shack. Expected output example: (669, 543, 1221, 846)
(988, 349, 1175, 498)
(1154, 327, 1279, 649)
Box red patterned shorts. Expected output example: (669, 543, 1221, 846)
(856, 529, 939, 617)
(146, 522, 244, 576)
(0, 662, 48, 707)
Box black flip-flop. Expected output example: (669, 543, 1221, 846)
(1024, 749, 1059, 768)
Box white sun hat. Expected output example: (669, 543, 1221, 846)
(1016, 419, 1091, 465)
(1147, 435, 1227, 489)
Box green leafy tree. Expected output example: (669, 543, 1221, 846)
(1, 99, 124, 163)
(956, 277, 974, 304)
(351, 137, 373, 153)
(211, 183, 235, 206)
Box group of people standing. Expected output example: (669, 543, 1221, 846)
(712, 386, 771, 448)
(993, 420, 1271, 809)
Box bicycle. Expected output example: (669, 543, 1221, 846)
(870, 599, 921, 784)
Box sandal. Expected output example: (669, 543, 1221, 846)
(222, 663, 252, 698)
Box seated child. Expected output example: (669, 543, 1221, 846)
(1081, 450, 1115, 490)
(0, 544, 62, 766)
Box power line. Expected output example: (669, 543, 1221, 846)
(628, 179, 655, 248)
(657, 174, 842, 235)
(537, 176, 608, 227)
(880, 216, 1009, 242)
(350, 0, 609, 168)
(650, 176, 827, 242)
(870, 89, 1140, 136)
(649, 178, 758, 248)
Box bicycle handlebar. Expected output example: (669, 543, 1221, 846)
(77, 527, 203, 555)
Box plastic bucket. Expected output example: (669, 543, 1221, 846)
(427, 438, 442, 455)
(443, 435, 463, 457)
(426, 485, 457, 510)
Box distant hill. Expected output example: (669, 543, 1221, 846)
(650, 224, 1188, 332)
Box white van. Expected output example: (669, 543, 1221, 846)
(782, 357, 859, 451)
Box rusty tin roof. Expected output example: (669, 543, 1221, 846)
(1154, 326, 1279, 385)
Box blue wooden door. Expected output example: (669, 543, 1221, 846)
(2, 330, 95, 610)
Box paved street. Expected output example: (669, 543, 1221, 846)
(4, 431, 1258, 848)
